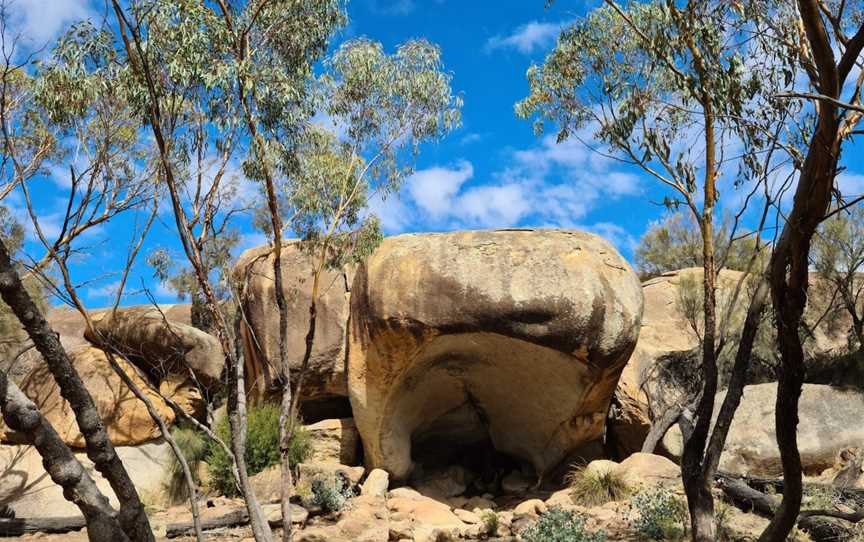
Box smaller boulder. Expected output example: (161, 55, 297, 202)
(362, 469, 390, 497)
(617, 453, 680, 488)
(501, 471, 533, 494)
(4, 347, 174, 447)
(513, 499, 547, 518)
(305, 418, 360, 465)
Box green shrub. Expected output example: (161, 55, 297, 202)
(521, 507, 606, 542)
(164, 426, 209, 504)
(566, 464, 631, 506)
(480, 510, 498, 536)
(206, 404, 312, 496)
(307, 474, 355, 513)
(626, 486, 687, 541)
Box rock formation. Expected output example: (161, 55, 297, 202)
(663, 382, 864, 476)
(612, 267, 862, 455)
(2, 347, 174, 447)
(234, 243, 352, 405)
(348, 230, 642, 480)
(235, 229, 643, 481)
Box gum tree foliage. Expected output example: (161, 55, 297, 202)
(517, 2, 798, 540)
(812, 205, 864, 352)
(103, 2, 460, 541)
(635, 211, 766, 279)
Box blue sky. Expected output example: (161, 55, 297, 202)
(5, 0, 864, 308)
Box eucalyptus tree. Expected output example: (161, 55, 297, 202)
(210, 3, 346, 536)
(635, 211, 765, 279)
(0, 19, 160, 542)
(517, 2, 797, 539)
(219, 16, 461, 535)
(812, 204, 864, 352)
(280, 32, 462, 460)
(755, 3, 864, 539)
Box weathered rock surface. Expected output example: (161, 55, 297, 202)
(305, 418, 360, 465)
(2, 346, 174, 447)
(362, 468, 390, 497)
(234, 243, 352, 404)
(84, 306, 224, 388)
(664, 383, 864, 476)
(611, 267, 861, 456)
(348, 230, 643, 481)
(0, 440, 172, 518)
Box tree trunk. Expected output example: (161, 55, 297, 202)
(758, 8, 843, 542)
(101, 349, 204, 542)
(0, 239, 153, 542)
(681, 91, 719, 542)
(703, 277, 770, 477)
(641, 405, 682, 454)
(230, 310, 273, 542)
(0, 371, 127, 542)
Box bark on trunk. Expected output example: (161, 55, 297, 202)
(641, 405, 682, 454)
(0, 371, 127, 542)
(100, 348, 204, 542)
(681, 92, 719, 542)
(0, 239, 152, 542)
(758, 3, 846, 539)
(230, 310, 273, 542)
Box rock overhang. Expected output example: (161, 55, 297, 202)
(346, 229, 644, 480)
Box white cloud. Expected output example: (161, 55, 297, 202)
(459, 133, 484, 145)
(86, 280, 122, 300)
(368, 0, 416, 15)
(837, 172, 864, 199)
(485, 21, 565, 55)
(407, 160, 473, 219)
(5, 0, 96, 52)
(369, 129, 644, 240)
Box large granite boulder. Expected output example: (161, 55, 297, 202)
(0, 440, 172, 518)
(234, 243, 352, 404)
(663, 383, 864, 476)
(347, 230, 643, 480)
(84, 306, 224, 388)
(1, 346, 175, 447)
(611, 268, 860, 455)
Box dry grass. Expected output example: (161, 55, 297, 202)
(566, 463, 631, 506)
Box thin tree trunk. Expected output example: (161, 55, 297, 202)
(641, 405, 682, 454)
(230, 310, 273, 542)
(758, 3, 845, 539)
(703, 277, 770, 477)
(0, 239, 153, 542)
(0, 370, 127, 542)
(680, 88, 719, 542)
(110, 6, 274, 540)
(101, 349, 204, 542)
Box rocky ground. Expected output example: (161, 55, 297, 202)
(10, 453, 813, 542)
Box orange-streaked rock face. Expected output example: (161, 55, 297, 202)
(347, 230, 643, 480)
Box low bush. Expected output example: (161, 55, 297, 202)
(164, 425, 209, 504)
(566, 464, 631, 506)
(206, 403, 312, 496)
(307, 474, 355, 513)
(626, 486, 687, 541)
(521, 507, 607, 542)
(480, 510, 498, 536)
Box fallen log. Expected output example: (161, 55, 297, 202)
(715, 472, 861, 541)
(165, 504, 308, 538)
(0, 516, 86, 536)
